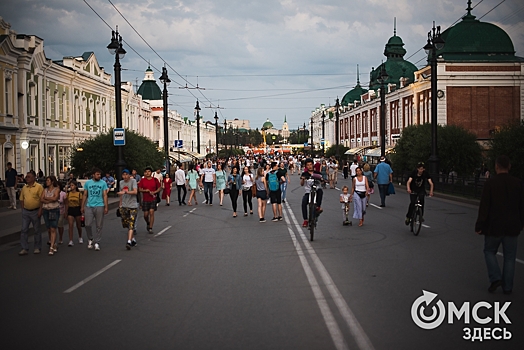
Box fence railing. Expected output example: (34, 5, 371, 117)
(393, 173, 486, 200)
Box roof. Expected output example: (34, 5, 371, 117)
(137, 81, 162, 100)
(341, 83, 368, 106)
(262, 119, 274, 130)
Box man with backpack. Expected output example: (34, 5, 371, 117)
(266, 162, 283, 222)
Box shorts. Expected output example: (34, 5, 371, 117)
(43, 208, 60, 228)
(120, 207, 138, 230)
(57, 215, 65, 228)
(269, 190, 282, 204)
(328, 173, 336, 180)
(256, 189, 268, 200)
(142, 201, 157, 212)
(68, 206, 82, 217)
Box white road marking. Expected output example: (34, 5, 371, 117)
(183, 208, 196, 218)
(64, 260, 121, 293)
(154, 226, 172, 237)
(369, 203, 382, 209)
(497, 252, 524, 265)
(284, 203, 375, 350)
(335, 187, 341, 191)
(422, 224, 431, 228)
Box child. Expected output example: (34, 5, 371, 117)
(340, 186, 352, 226)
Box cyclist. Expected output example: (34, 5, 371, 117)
(405, 162, 434, 225)
(300, 158, 324, 227)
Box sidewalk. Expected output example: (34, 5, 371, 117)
(0, 198, 120, 246)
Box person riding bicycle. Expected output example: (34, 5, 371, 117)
(405, 162, 434, 225)
(301, 158, 324, 227)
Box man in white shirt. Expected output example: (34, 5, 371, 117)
(175, 165, 187, 205)
(200, 161, 216, 205)
(350, 160, 359, 179)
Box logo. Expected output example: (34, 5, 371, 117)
(411, 290, 446, 330)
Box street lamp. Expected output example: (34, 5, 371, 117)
(223, 119, 228, 151)
(335, 98, 340, 159)
(107, 27, 127, 190)
(310, 118, 314, 153)
(195, 101, 201, 154)
(423, 21, 445, 179)
(376, 64, 389, 157)
(321, 110, 326, 157)
(159, 66, 171, 175)
(214, 111, 219, 154)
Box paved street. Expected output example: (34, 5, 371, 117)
(1, 175, 522, 350)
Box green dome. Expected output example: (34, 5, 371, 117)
(262, 119, 273, 130)
(137, 66, 162, 100)
(341, 83, 368, 106)
(384, 35, 407, 57)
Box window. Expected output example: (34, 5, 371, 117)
(4, 78, 10, 115)
(58, 146, 70, 172)
(29, 145, 37, 171)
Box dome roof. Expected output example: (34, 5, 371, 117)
(434, 7, 518, 62)
(262, 119, 273, 130)
(341, 83, 368, 106)
(384, 34, 407, 57)
(137, 66, 162, 100)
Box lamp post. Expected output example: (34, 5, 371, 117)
(235, 127, 239, 149)
(195, 101, 201, 154)
(303, 122, 307, 148)
(321, 110, 326, 157)
(214, 111, 219, 154)
(159, 66, 171, 175)
(424, 22, 445, 179)
(310, 118, 314, 153)
(377, 64, 389, 157)
(335, 98, 340, 159)
(223, 119, 228, 151)
(107, 27, 126, 190)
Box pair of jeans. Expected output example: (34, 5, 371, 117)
(378, 184, 389, 206)
(20, 208, 41, 250)
(203, 181, 213, 204)
(7, 186, 17, 208)
(242, 189, 253, 213)
(301, 189, 323, 220)
(229, 187, 239, 212)
(280, 182, 287, 201)
(177, 184, 187, 204)
(484, 235, 518, 292)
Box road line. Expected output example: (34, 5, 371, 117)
(64, 260, 121, 293)
(335, 187, 341, 191)
(369, 203, 382, 209)
(183, 208, 196, 218)
(154, 226, 172, 237)
(497, 252, 524, 265)
(285, 203, 375, 350)
(282, 208, 349, 350)
(422, 224, 431, 228)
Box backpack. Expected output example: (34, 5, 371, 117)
(268, 171, 279, 192)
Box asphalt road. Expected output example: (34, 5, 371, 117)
(1, 174, 522, 350)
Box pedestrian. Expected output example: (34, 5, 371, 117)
(41, 176, 60, 255)
(266, 162, 283, 222)
(161, 173, 172, 206)
(279, 161, 289, 203)
(138, 166, 161, 234)
(373, 156, 393, 207)
(102, 172, 115, 190)
(241, 166, 254, 216)
(362, 163, 374, 207)
(153, 168, 164, 206)
(475, 155, 524, 295)
(350, 167, 370, 227)
(320, 160, 328, 189)
(350, 160, 358, 180)
(81, 168, 109, 251)
(255, 167, 268, 222)
(118, 169, 138, 250)
(5, 161, 18, 210)
(332, 158, 339, 185)
(65, 181, 83, 245)
(215, 163, 227, 206)
(186, 164, 200, 206)
(340, 185, 352, 226)
(57, 183, 67, 245)
(175, 164, 187, 206)
(342, 161, 349, 179)
(200, 161, 216, 205)
(328, 159, 337, 189)
(18, 171, 44, 255)
(227, 166, 242, 217)
(131, 169, 141, 183)
(37, 169, 44, 179)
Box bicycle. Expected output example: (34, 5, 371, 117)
(307, 176, 323, 241)
(409, 194, 423, 236)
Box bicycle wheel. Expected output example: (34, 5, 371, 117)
(309, 192, 316, 241)
(413, 208, 422, 236)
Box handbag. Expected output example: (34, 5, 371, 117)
(387, 182, 396, 195)
(223, 188, 231, 194)
(356, 191, 367, 199)
(116, 207, 121, 217)
(252, 185, 257, 197)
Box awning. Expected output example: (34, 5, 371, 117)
(169, 154, 193, 163)
(365, 147, 394, 157)
(182, 151, 207, 160)
(344, 145, 376, 155)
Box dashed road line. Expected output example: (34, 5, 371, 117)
(183, 208, 197, 218)
(154, 225, 172, 238)
(422, 224, 431, 228)
(369, 203, 382, 209)
(64, 260, 121, 293)
(497, 252, 524, 265)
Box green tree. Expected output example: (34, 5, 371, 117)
(325, 145, 349, 159)
(70, 128, 165, 177)
(488, 120, 524, 179)
(391, 123, 482, 176)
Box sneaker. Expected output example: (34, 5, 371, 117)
(126, 241, 131, 250)
(79, 238, 84, 244)
(18, 249, 28, 256)
(315, 207, 323, 214)
(94, 243, 100, 251)
(302, 220, 308, 227)
(34, 248, 41, 254)
(131, 240, 137, 247)
(272, 217, 278, 222)
(68, 241, 73, 247)
(259, 218, 266, 222)
(282, 199, 286, 203)
(148, 228, 153, 234)
(7, 205, 13, 209)
(405, 217, 410, 226)
(278, 216, 283, 221)
(87, 240, 93, 249)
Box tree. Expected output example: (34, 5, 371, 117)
(391, 123, 482, 176)
(488, 120, 524, 179)
(325, 145, 349, 159)
(70, 128, 165, 177)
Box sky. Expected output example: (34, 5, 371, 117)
(1, 0, 523, 130)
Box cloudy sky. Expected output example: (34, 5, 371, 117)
(1, 0, 523, 130)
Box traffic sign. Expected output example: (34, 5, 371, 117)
(174, 140, 183, 148)
(320, 138, 325, 145)
(113, 128, 125, 146)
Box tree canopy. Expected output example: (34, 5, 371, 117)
(70, 128, 165, 177)
(488, 120, 524, 179)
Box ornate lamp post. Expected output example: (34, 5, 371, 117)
(310, 118, 314, 153)
(223, 119, 228, 151)
(195, 101, 201, 154)
(321, 110, 326, 157)
(424, 22, 445, 178)
(214, 111, 219, 154)
(376, 64, 389, 157)
(159, 66, 171, 175)
(107, 27, 126, 190)
(335, 98, 340, 159)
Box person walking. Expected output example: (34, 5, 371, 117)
(340, 185, 352, 226)
(118, 169, 138, 250)
(81, 169, 109, 250)
(328, 159, 337, 189)
(373, 156, 393, 207)
(175, 165, 187, 206)
(362, 163, 374, 207)
(57, 183, 67, 245)
(65, 181, 83, 246)
(18, 171, 44, 255)
(266, 162, 283, 222)
(161, 173, 173, 206)
(5, 162, 18, 210)
(41, 176, 61, 255)
(342, 161, 349, 180)
(320, 160, 328, 189)
(138, 166, 161, 234)
(279, 161, 290, 203)
(255, 167, 268, 222)
(475, 155, 524, 295)
(350, 160, 358, 180)
(215, 163, 227, 206)
(200, 161, 216, 205)
(350, 167, 370, 227)
(241, 166, 254, 216)
(186, 164, 200, 206)
(227, 166, 242, 217)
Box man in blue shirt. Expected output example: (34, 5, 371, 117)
(373, 156, 393, 207)
(5, 162, 18, 209)
(81, 168, 108, 251)
(102, 172, 115, 190)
